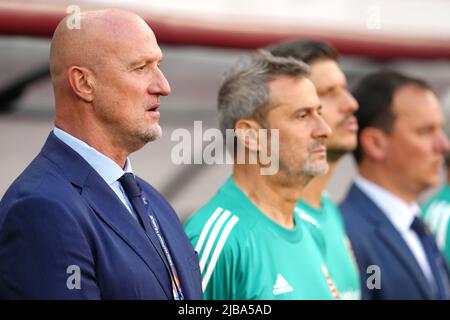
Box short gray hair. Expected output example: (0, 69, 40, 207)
(218, 49, 310, 134)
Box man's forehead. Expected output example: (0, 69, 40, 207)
(309, 59, 346, 87)
(270, 76, 316, 97)
(88, 11, 158, 53)
(392, 88, 443, 128)
(394, 86, 439, 114)
(129, 48, 163, 63)
(115, 35, 162, 65)
(269, 78, 320, 111)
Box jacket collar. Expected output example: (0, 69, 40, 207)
(41, 132, 173, 299)
(348, 183, 434, 299)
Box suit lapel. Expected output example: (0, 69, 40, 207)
(41, 132, 173, 299)
(81, 171, 173, 299)
(376, 227, 433, 299)
(350, 185, 433, 299)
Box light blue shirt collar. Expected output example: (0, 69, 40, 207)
(53, 127, 133, 186)
(355, 174, 419, 231)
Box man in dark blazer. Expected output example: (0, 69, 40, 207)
(0, 8, 202, 299)
(340, 71, 450, 299)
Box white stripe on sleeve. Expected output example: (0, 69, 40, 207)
(199, 210, 231, 273)
(202, 215, 239, 292)
(195, 207, 224, 253)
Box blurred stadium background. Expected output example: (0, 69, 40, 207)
(0, 0, 449, 221)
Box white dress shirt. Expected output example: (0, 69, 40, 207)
(53, 127, 136, 218)
(355, 175, 435, 285)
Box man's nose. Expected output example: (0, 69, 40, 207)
(340, 90, 359, 114)
(149, 68, 171, 96)
(314, 114, 332, 139)
(435, 130, 450, 153)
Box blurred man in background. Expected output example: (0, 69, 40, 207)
(184, 51, 339, 299)
(0, 8, 202, 299)
(267, 39, 361, 300)
(340, 70, 450, 299)
(422, 94, 450, 265)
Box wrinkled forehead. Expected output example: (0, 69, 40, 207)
(99, 22, 162, 66)
(268, 76, 320, 110)
(118, 30, 162, 63)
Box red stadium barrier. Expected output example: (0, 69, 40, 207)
(0, 3, 449, 59)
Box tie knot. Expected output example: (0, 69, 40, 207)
(410, 216, 430, 237)
(119, 173, 141, 198)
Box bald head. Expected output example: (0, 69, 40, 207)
(50, 8, 156, 84)
(50, 8, 170, 162)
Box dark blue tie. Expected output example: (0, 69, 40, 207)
(410, 216, 450, 299)
(119, 173, 151, 232)
(119, 173, 184, 300)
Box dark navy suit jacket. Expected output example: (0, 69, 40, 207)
(340, 183, 450, 300)
(0, 132, 202, 299)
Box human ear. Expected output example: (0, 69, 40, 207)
(359, 127, 389, 161)
(234, 119, 262, 153)
(67, 66, 95, 102)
